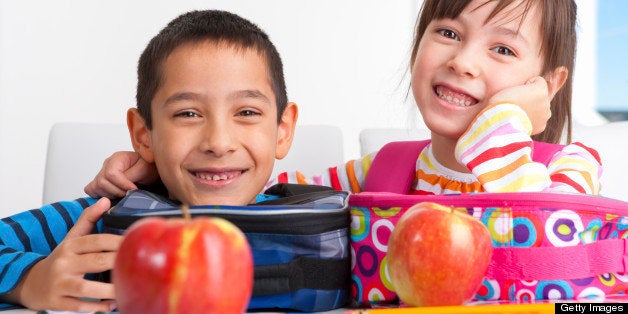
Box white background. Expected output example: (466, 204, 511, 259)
(0, 0, 600, 214)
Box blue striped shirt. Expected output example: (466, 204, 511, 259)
(0, 197, 97, 308)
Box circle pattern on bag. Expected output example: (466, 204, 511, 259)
(536, 280, 573, 299)
(546, 210, 583, 247)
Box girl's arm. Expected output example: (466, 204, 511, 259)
(455, 103, 601, 194)
(268, 153, 377, 193)
(545, 142, 602, 194)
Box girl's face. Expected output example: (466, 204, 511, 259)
(412, 0, 544, 142)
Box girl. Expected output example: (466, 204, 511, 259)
(86, 0, 601, 198)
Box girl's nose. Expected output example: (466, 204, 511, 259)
(199, 121, 237, 157)
(446, 44, 481, 78)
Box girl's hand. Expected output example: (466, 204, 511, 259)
(488, 76, 551, 135)
(5, 198, 122, 312)
(84, 151, 158, 199)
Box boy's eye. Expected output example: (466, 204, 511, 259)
(492, 46, 516, 56)
(174, 111, 200, 118)
(237, 109, 260, 117)
(437, 29, 459, 41)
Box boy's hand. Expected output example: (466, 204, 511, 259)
(488, 76, 551, 135)
(84, 151, 158, 198)
(8, 198, 122, 312)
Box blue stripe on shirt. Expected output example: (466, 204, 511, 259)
(51, 202, 75, 233)
(28, 209, 57, 252)
(0, 251, 44, 294)
(0, 217, 30, 252)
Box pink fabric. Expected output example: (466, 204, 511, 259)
(349, 192, 628, 306)
(488, 239, 627, 280)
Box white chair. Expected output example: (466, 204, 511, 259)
(42, 123, 344, 204)
(359, 124, 628, 201)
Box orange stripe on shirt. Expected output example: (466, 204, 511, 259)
(477, 154, 530, 183)
(296, 171, 308, 185)
(416, 169, 484, 193)
(345, 160, 362, 193)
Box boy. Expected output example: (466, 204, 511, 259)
(0, 10, 297, 311)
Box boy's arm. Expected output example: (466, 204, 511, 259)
(455, 103, 601, 194)
(0, 198, 122, 311)
(0, 200, 92, 296)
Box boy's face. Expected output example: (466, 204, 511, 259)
(411, 0, 544, 141)
(129, 40, 296, 206)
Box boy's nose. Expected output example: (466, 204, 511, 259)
(446, 45, 481, 78)
(199, 122, 237, 157)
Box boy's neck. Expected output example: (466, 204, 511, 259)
(429, 134, 470, 173)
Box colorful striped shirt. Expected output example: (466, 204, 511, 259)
(270, 103, 602, 195)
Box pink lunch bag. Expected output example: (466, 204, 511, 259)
(349, 140, 628, 306)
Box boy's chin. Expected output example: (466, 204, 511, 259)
(176, 193, 256, 207)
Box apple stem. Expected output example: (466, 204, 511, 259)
(180, 204, 191, 221)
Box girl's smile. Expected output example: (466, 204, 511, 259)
(434, 84, 479, 108)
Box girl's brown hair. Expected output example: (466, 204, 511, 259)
(410, 0, 577, 144)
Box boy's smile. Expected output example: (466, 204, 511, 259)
(412, 0, 544, 141)
(129, 40, 296, 206)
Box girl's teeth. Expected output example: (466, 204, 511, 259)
(436, 86, 475, 107)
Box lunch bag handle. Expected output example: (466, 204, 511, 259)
(488, 238, 628, 280)
(363, 140, 564, 193)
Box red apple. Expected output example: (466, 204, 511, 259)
(387, 202, 492, 307)
(113, 216, 253, 314)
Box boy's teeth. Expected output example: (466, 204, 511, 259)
(197, 172, 233, 181)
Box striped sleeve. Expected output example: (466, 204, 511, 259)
(267, 153, 376, 193)
(0, 198, 97, 296)
(455, 103, 552, 192)
(455, 103, 602, 194)
(546, 142, 602, 194)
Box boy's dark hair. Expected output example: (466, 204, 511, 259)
(136, 10, 288, 129)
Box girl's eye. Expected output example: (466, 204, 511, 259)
(492, 46, 516, 56)
(174, 111, 199, 118)
(437, 28, 459, 41)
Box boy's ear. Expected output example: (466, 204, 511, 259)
(545, 66, 568, 99)
(275, 102, 298, 159)
(127, 108, 155, 163)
